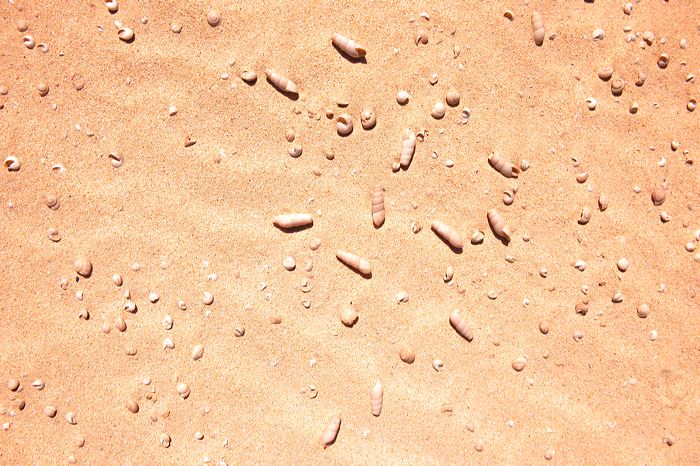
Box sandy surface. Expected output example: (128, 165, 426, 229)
(1, 0, 699, 463)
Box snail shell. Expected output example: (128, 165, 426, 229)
(370, 381, 383, 416)
(371, 185, 385, 228)
(272, 213, 313, 229)
(487, 209, 511, 241)
(336, 250, 371, 276)
(360, 108, 376, 130)
(74, 258, 93, 277)
(488, 152, 520, 178)
(331, 33, 366, 58)
(264, 68, 298, 94)
(449, 309, 473, 341)
(431, 221, 464, 250)
(336, 114, 353, 136)
(400, 129, 416, 168)
(531, 11, 545, 46)
(321, 415, 341, 448)
(45, 194, 60, 210)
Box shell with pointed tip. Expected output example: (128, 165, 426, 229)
(431, 221, 463, 249)
(332, 33, 366, 58)
(400, 129, 416, 168)
(264, 68, 298, 94)
(336, 250, 371, 275)
(321, 416, 341, 448)
(488, 152, 520, 178)
(370, 381, 383, 416)
(372, 185, 385, 228)
(272, 213, 313, 229)
(532, 11, 544, 46)
(487, 209, 511, 240)
(449, 309, 473, 341)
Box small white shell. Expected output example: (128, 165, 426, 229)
(118, 27, 134, 42)
(202, 292, 214, 305)
(23, 35, 35, 49)
(109, 152, 123, 168)
(163, 337, 175, 349)
(105, 0, 119, 13)
(4, 156, 21, 172)
(336, 114, 353, 136)
(192, 344, 204, 361)
(396, 90, 410, 105)
(331, 33, 366, 58)
(431, 102, 446, 119)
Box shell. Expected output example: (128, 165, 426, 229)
(531, 11, 545, 46)
(400, 129, 416, 168)
(321, 416, 341, 448)
(598, 66, 613, 81)
(651, 187, 666, 205)
(45, 194, 60, 210)
(360, 108, 376, 130)
(488, 152, 520, 178)
(207, 10, 221, 27)
(115, 316, 127, 332)
(4, 156, 21, 171)
(177, 382, 190, 399)
(487, 209, 511, 240)
(118, 27, 134, 41)
(371, 185, 385, 228)
(396, 90, 410, 105)
(431, 102, 446, 119)
(126, 399, 139, 413)
(105, 0, 118, 13)
(579, 207, 592, 225)
(370, 381, 383, 416)
(415, 30, 428, 45)
(109, 152, 123, 168)
(512, 357, 527, 371)
(657, 53, 669, 69)
(399, 346, 415, 363)
(264, 68, 298, 94)
(449, 309, 473, 341)
(272, 213, 313, 229)
(340, 307, 358, 327)
(336, 250, 372, 276)
(431, 221, 464, 250)
(241, 71, 257, 84)
(47, 228, 61, 242)
(611, 78, 625, 96)
(446, 90, 460, 107)
(336, 114, 353, 136)
(74, 258, 93, 277)
(332, 33, 366, 58)
(192, 344, 204, 361)
(23, 35, 35, 49)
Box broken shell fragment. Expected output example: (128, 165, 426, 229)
(4, 156, 21, 171)
(449, 309, 473, 341)
(241, 71, 257, 84)
(415, 30, 428, 45)
(399, 346, 416, 364)
(191, 344, 204, 361)
(331, 33, 366, 58)
(264, 68, 298, 94)
(487, 209, 511, 241)
(431, 221, 464, 250)
(371, 185, 385, 228)
(273, 213, 313, 229)
(108, 152, 123, 168)
(118, 27, 134, 42)
(488, 152, 520, 178)
(360, 108, 376, 130)
(335, 250, 371, 276)
(47, 228, 61, 242)
(370, 381, 383, 416)
(511, 357, 527, 372)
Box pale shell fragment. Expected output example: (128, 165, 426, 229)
(108, 152, 123, 168)
(511, 357, 527, 371)
(396, 90, 410, 105)
(370, 381, 383, 416)
(192, 344, 204, 361)
(371, 185, 385, 228)
(431, 102, 446, 119)
(360, 109, 377, 130)
(74, 258, 93, 277)
(105, 0, 118, 13)
(4, 156, 21, 172)
(341, 307, 358, 327)
(487, 209, 511, 241)
(118, 27, 134, 42)
(202, 292, 214, 305)
(578, 207, 592, 225)
(176, 382, 190, 399)
(23, 35, 35, 49)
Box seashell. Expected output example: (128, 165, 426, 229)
(488, 152, 520, 178)
(611, 78, 625, 96)
(578, 207, 592, 225)
(264, 68, 298, 94)
(636, 71, 646, 87)
(192, 344, 204, 361)
(446, 90, 460, 107)
(592, 29, 605, 41)
(32, 379, 45, 390)
(118, 27, 134, 42)
(66, 412, 77, 425)
(148, 291, 159, 303)
(126, 399, 139, 413)
(115, 316, 127, 332)
(371, 185, 385, 228)
(4, 156, 21, 171)
(23, 35, 36, 49)
(637, 304, 650, 318)
(207, 10, 221, 27)
(272, 213, 313, 229)
(163, 337, 174, 349)
(396, 90, 409, 105)
(431, 221, 464, 250)
(360, 108, 376, 130)
(657, 53, 669, 69)
(399, 346, 415, 363)
(335, 250, 372, 276)
(112, 274, 123, 286)
(37, 83, 49, 96)
(370, 381, 383, 416)
(44, 406, 58, 417)
(321, 415, 341, 448)
(176, 382, 190, 399)
(651, 187, 666, 205)
(336, 114, 353, 136)
(202, 292, 214, 305)
(449, 309, 473, 341)
(531, 11, 545, 46)
(160, 433, 171, 448)
(575, 298, 590, 315)
(109, 152, 123, 168)
(429, 73, 438, 85)
(597, 66, 613, 81)
(444, 266, 454, 282)
(400, 128, 416, 168)
(433, 359, 444, 371)
(511, 357, 527, 371)
(288, 145, 302, 158)
(688, 99, 697, 112)
(586, 97, 597, 110)
(45, 194, 60, 210)
(47, 228, 61, 242)
(629, 101, 639, 114)
(576, 171, 589, 183)
(471, 230, 485, 244)
(234, 324, 245, 337)
(105, 0, 118, 13)
(598, 194, 608, 211)
(431, 101, 446, 119)
(623, 2, 633, 14)
(52, 163, 65, 174)
(503, 185, 517, 206)
(341, 307, 358, 327)
(415, 30, 428, 45)
(331, 33, 366, 58)
(487, 209, 511, 241)
(241, 71, 257, 84)
(74, 258, 93, 277)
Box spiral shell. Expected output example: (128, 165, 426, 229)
(579, 207, 592, 225)
(360, 108, 376, 130)
(532, 11, 545, 46)
(109, 152, 123, 168)
(487, 209, 511, 241)
(74, 258, 93, 277)
(4, 156, 21, 171)
(118, 27, 134, 42)
(272, 213, 313, 229)
(336, 114, 353, 136)
(105, 0, 118, 13)
(431, 221, 464, 250)
(371, 185, 385, 228)
(45, 194, 60, 210)
(400, 129, 416, 168)
(321, 415, 341, 448)
(449, 309, 473, 341)
(370, 381, 383, 416)
(488, 152, 520, 178)
(264, 68, 298, 94)
(336, 250, 372, 276)
(332, 33, 366, 58)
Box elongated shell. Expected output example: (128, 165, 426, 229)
(370, 381, 383, 416)
(400, 129, 416, 168)
(332, 33, 366, 58)
(450, 309, 473, 341)
(336, 250, 372, 275)
(488, 152, 520, 178)
(321, 416, 341, 448)
(431, 221, 463, 249)
(532, 11, 545, 46)
(264, 68, 298, 94)
(372, 185, 385, 228)
(272, 213, 313, 229)
(487, 209, 511, 240)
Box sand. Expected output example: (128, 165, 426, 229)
(1, 0, 699, 463)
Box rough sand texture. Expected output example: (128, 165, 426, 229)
(1, 0, 699, 463)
